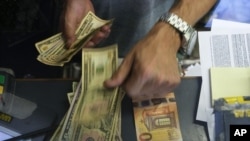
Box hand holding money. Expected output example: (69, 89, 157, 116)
(60, 0, 111, 48)
(35, 11, 112, 66)
(73, 24, 111, 48)
(61, 0, 95, 48)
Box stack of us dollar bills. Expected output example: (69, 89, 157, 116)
(49, 44, 125, 141)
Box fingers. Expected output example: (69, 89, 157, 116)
(103, 52, 134, 88)
(61, 0, 95, 49)
(64, 22, 77, 49)
(62, 5, 81, 49)
(85, 26, 111, 48)
(122, 65, 180, 99)
(122, 68, 145, 98)
(142, 78, 179, 95)
(64, 24, 110, 48)
(130, 86, 175, 102)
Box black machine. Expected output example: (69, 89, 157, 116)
(0, 70, 57, 141)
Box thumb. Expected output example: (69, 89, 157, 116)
(104, 53, 134, 88)
(63, 22, 77, 49)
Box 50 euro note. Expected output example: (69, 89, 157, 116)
(133, 93, 183, 141)
(35, 11, 113, 66)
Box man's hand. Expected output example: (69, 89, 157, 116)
(104, 22, 182, 100)
(61, 0, 111, 48)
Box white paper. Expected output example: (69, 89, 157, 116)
(0, 126, 20, 140)
(211, 19, 250, 31)
(196, 31, 214, 121)
(183, 63, 201, 77)
(0, 131, 12, 140)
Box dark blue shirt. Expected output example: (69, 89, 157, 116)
(92, 0, 175, 57)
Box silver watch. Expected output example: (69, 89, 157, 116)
(159, 12, 197, 56)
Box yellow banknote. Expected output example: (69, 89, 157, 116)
(133, 93, 183, 141)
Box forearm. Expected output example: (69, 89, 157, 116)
(152, 0, 217, 53)
(170, 0, 218, 26)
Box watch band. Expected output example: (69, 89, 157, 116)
(159, 12, 190, 34)
(159, 12, 197, 57)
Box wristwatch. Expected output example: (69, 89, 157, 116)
(159, 12, 197, 57)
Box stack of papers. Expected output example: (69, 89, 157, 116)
(196, 19, 250, 141)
